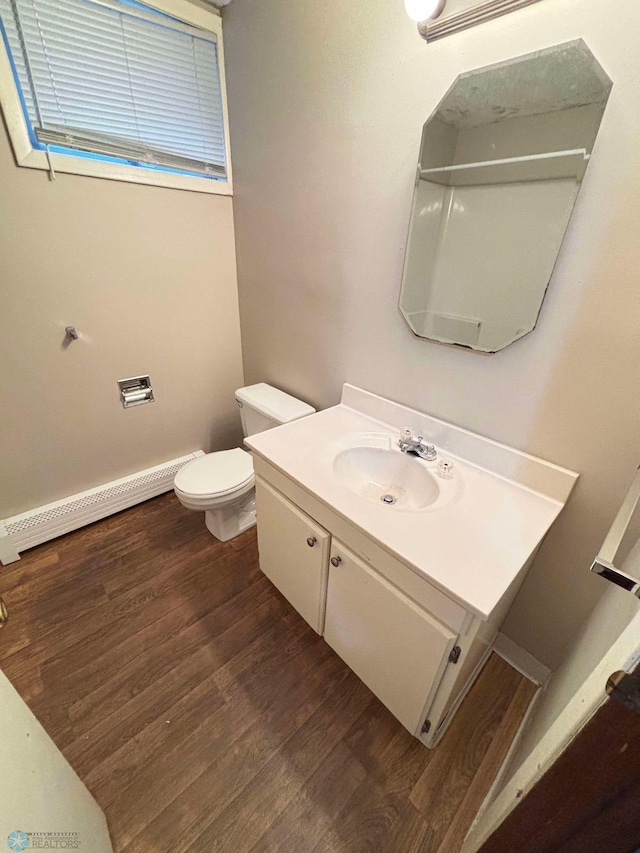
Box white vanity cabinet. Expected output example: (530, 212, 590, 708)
(324, 540, 458, 734)
(254, 472, 484, 745)
(247, 386, 578, 747)
(255, 478, 330, 633)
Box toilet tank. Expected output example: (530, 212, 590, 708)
(235, 383, 316, 437)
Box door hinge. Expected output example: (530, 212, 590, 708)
(606, 671, 640, 714)
(421, 719, 431, 734)
(449, 645, 461, 664)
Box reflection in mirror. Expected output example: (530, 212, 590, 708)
(399, 41, 612, 353)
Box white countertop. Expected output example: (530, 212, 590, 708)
(246, 385, 578, 621)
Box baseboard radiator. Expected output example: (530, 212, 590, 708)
(0, 451, 204, 566)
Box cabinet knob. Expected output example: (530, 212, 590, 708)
(0, 597, 8, 628)
(306, 537, 317, 547)
(330, 556, 342, 567)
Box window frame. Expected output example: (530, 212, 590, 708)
(0, 0, 233, 195)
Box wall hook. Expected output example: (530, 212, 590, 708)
(65, 326, 79, 341)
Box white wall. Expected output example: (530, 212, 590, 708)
(224, 0, 640, 668)
(0, 669, 112, 851)
(0, 126, 245, 518)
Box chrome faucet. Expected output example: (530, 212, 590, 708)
(398, 428, 437, 461)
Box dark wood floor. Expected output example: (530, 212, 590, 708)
(0, 493, 537, 852)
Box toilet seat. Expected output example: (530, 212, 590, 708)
(174, 449, 254, 506)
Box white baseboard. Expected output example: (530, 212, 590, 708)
(493, 633, 551, 687)
(0, 451, 204, 565)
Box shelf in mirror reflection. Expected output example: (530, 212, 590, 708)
(420, 148, 589, 188)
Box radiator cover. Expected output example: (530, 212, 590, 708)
(0, 451, 204, 565)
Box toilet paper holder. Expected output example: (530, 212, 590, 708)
(118, 375, 154, 409)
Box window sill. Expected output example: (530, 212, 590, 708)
(15, 147, 232, 195)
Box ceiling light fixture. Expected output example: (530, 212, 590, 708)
(404, 0, 447, 23)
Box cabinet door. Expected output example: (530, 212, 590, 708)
(255, 478, 330, 633)
(325, 540, 457, 734)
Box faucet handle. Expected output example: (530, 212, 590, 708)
(437, 458, 454, 478)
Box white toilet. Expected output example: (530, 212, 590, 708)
(173, 383, 315, 541)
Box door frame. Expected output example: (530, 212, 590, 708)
(463, 568, 640, 851)
(464, 467, 640, 852)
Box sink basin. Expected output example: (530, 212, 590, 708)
(333, 445, 440, 510)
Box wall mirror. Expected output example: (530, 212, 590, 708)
(399, 41, 612, 353)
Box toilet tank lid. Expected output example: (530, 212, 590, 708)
(235, 383, 316, 423)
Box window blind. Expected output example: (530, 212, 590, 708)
(0, 0, 227, 177)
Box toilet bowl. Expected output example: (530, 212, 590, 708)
(174, 448, 256, 541)
(173, 384, 315, 541)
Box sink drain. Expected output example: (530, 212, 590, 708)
(381, 494, 396, 505)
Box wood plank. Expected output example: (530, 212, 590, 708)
(119, 635, 348, 852)
(0, 528, 259, 683)
(312, 705, 436, 853)
(0, 493, 537, 853)
(83, 661, 229, 807)
(411, 655, 519, 804)
(40, 545, 264, 699)
(0, 550, 60, 594)
(311, 772, 421, 853)
(410, 653, 523, 848)
(66, 578, 279, 729)
(249, 741, 368, 853)
(436, 675, 538, 853)
(27, 571, 273, 748)
(82, 613, 307, 807)
(180, 669, 373, 853)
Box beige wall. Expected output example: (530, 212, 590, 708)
(224, 0, 640, 668)
(0, 126, 244, 518)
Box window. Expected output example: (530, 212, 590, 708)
(0, 0, 231, 193)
